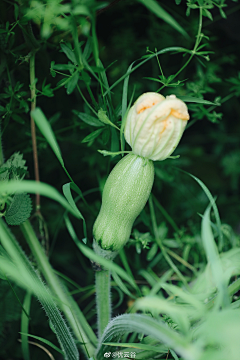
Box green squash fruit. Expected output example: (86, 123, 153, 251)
(93, 154, 154, 254)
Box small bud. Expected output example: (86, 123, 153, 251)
(124, 92, 190, 161)
(93, 154, 154, 254)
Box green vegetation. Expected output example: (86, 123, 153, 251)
(0, 0, 240, 359)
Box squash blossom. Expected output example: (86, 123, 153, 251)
(93, 92, 189, 258)
(124, 92, 190, 161)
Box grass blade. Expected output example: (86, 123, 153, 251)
(31, 108, 64, 167)
(201, 205, 230, 308)
(21, 292, 32, 360)
(137, 0, 189, 38)
(178, 170, 223, 250)
(0, 180, 80, 218)
(19, 333, 64, 355)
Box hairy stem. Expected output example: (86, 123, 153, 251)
(20, 220, 97, 358)
(95, 269, 111, 337)
(30, 53, 40, 212)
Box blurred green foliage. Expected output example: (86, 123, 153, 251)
(0, 0, 240, 358)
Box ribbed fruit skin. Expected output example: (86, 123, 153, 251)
(93, 154, 154, 252)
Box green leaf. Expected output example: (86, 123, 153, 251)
(98, 109, 120, 130)
(186, 172, 223, 250)
(31, 108, 64, 167)
(62, 182, 87, 240)
(73, 111, 104, 127)
(72, 5, 90, 16)
(3, 152, 27, 171)
(203, 8, 213, 21)
(11, 113, 25, 124)
(111, 271, 136, 299)
(0, 180, 80, 218)
(21, 292, 31, 360)
(82, 128, 104, 143)
(97, 314, 200, 359)
(121, 63, 134, 152)
(137, 0, 189, 38)
(177, 96, 218, 105)
(5, 193, 32, 226)
(103, 341, 167, 353)
(98, 150, 131, 157)
(0, 152, 28, 182)
(219, 8, 227, 19)
(60, 43, 77, 64)
(62, 183, 84, 220)
(19, 333, 64, 355)
(104, 47, 188, 96)
(201, 205, 230, 308)
(66, 71, 79, 95)
(52, 64, 76, 71)
(97, 59, 112, 103)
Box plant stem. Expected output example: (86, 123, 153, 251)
(95, 269, 111, 337)
(172, 7, 203, 80)
(30, 53, 40, 213)
(159, 7, 203, 92)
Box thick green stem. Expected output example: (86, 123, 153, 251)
(95, 269, 111, 337)
(20, 220, 97, 358)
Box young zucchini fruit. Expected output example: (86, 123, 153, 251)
(93, 154, 154, 259)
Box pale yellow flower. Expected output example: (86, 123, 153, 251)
(124, 92, 190, 161)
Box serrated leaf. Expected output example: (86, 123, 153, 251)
(0, 152, 28, 181)
(5, 193, 32, 225)
(4, 152, 27, 171)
